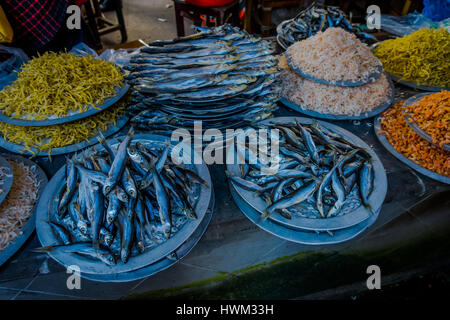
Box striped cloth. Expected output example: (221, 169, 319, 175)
(2, 0, 69, 50)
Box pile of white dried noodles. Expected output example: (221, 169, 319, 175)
(0, 160, 39, 251)
(279, 55, 392, 116)
(286, 27, 381, 83)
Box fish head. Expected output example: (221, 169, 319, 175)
(113, 187, 128, 203)
(99, 253, 116, 266)
(106, 213, 115, 225)
(102, 179, 115, 195)
(121, 248, 131, 264)
(127, 188, 137, 199)
(104, 234, 114, 247)
(127, 145, 139, 158)
(137, 241, 145, 253)
(77, 221, 88, 235)
(183, 207, 197, 220)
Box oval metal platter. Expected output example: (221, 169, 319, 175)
(35, 134, 213, 275)
(0, 154, 48, 267)
(229, 183, 380, 245)
(0, 84, 130, 127)
(374, 116, 450, 185)
(0, 154, 13, 206)
(402, 93, 450, 152)
(227, 117, 388, 231)
(80, 188, 215, 282)
(279, 75, 395, 120)
(0, 113, 130, 157)
(370, 42, 450, 92)
(284, 50, 383, 87)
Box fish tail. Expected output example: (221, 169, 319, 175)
(363, 203, 375, 215)
(259, 210, 271, 222)
(96, 129, 107, 144)
(31, 246, 55, 253)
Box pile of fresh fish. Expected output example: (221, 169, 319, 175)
(125, 24, 281, 133)
(277, 3, 376, 50)
(227, 120, 374, 220)
(35, 129, 208, 266)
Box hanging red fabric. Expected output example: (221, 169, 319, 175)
(185, 0, 236, 7)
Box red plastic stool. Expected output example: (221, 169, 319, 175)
(185, 0, 235, 6)
(173, 0, 240, 37)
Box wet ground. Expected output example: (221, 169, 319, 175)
(101, 0, 178, 47)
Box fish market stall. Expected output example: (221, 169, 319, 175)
(0, 15, 448, 299)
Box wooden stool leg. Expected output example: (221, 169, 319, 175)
(261, 6, 272, 37)
(232, 2, 240, 27)
(244, 0, 253, 32)
(174, 4, 185, 37)
(115, 1, 128, 43)
(83, 1, 102, 50)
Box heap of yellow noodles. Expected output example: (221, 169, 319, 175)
(0, 52, 124, 120)
(373, 28, 450, 87)
(0, 101, 126, 157)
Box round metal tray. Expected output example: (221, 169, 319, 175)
(230, 183, 380, 245)
(0, 154, 13, 206)
(0, 113, 129, 157)
(374, 116, 450, 185)
(279, 75, 395, 120)
(227, 117, 388, 231)
(389, 73, 450, 92)
(0, 84, 130, 127)
(80, 188, 215, 282)
(370, 42, 450, 92)
(285, 50, 383, 87)
(402, 93, 450, 152)
(0, 154, 48, 267)
(35, 134, 213, 275)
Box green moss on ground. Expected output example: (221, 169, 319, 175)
(125, 226, 450, 300)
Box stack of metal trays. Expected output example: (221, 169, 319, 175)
(226, 117, 387, 245)
(125, 24, 282, 134)
(0, 58, 130, 157)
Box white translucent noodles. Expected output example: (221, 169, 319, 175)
(0, 161, 39, 251)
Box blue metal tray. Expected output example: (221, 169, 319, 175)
(80, 188, 215, 282)
(35, 134, 213, 275)
(370, 42, 450, 92)
(374, 116, 450, 185)
(229, 183, 380, 245)
(279, 74, 395, 120)
(390, 74, 450, 92)
(0, 154, 13, 206)
(227, 117, 387, 232)
(0, 154, 48, 267)
(0, 113, 129, 157)
(0, 84, 130, 127)
(285, 50, 383, 87)
(402, 93, 450, 152)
